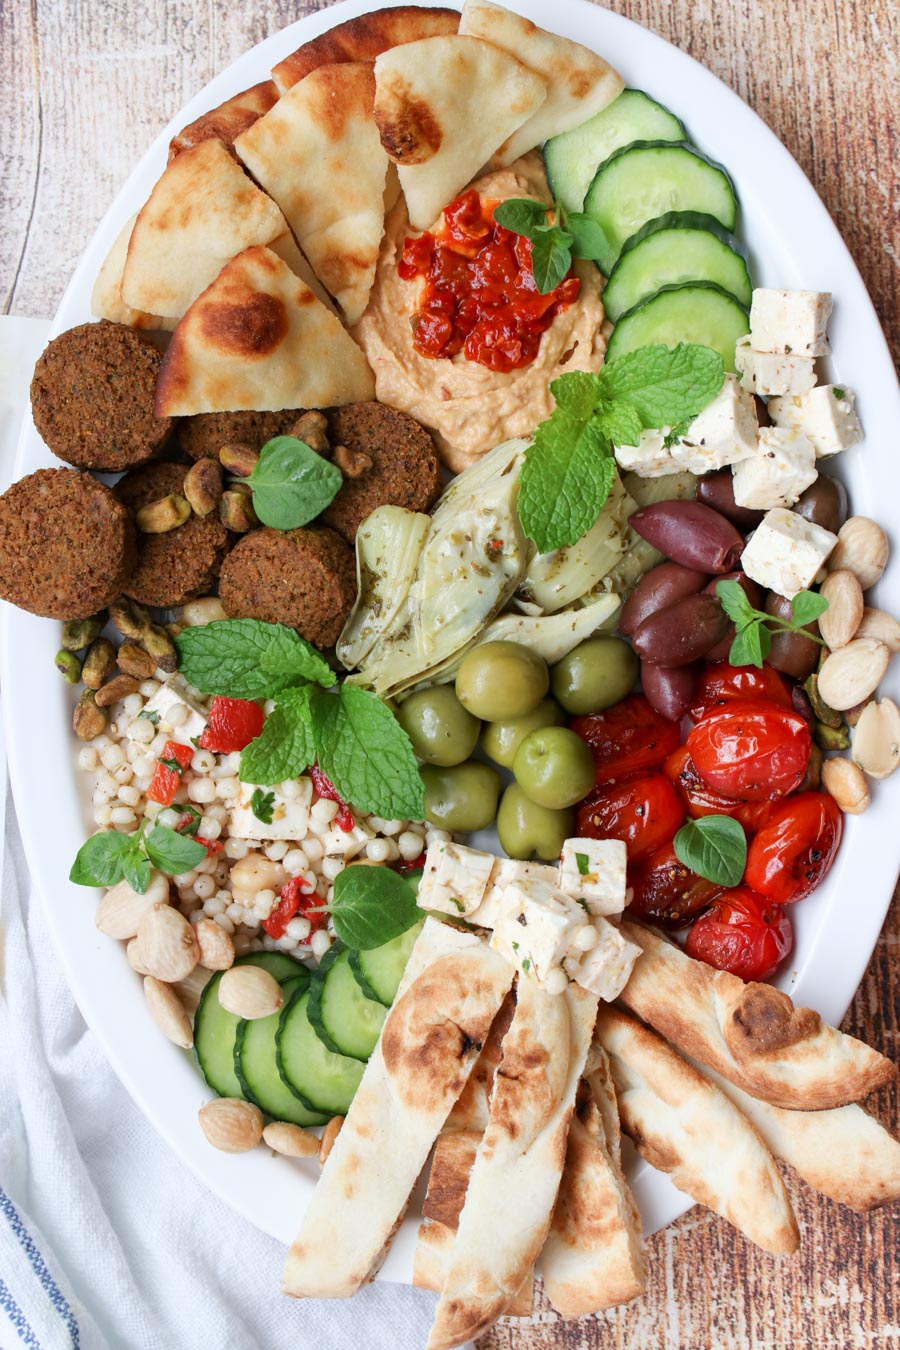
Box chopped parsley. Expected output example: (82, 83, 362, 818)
(575, 851, 590, 877)
(250, 788, 276, 824)
(449, 897, 465, 914)
(174, 804, 202, 837)
(833, 387, 845, 400)
(159, 756, 186, 774)
(522, 958, 532, 973)
(137, 709, 159, 725)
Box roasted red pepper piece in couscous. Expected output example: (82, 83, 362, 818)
(198, 696, 265, 754)
(309, 764, 355, 832)
(263, 876, 325, 940)
(147, 740, 194, 806)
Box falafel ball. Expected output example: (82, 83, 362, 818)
(0, 468, 136, 619)
(322, 402, 442, 542)
(179, 408, 304, 461)
(115, 461, 230, 608)
(219, 526, 355, 649)
(30, 320, 174, 471)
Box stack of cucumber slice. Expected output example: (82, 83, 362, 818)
(544, 89, 751, 370)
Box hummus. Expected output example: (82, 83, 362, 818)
(355, 153, 607, 472)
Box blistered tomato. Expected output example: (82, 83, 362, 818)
(628, 841, 724, 928)
(576, 772, 684, 861)
(689, 662, 791, 722)
(685, 885, 793, 981)
(570, 695, 681, 784)
(663, 745, 777, 835)
(744, 792, 843, 904)
(198, 696, 265, 753)
(686, 700, 811, 801)
(147, 740, 194, 806)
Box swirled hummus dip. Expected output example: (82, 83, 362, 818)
(355, 153, 606, 472)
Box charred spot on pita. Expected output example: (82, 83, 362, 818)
(200, 292, 289, 357)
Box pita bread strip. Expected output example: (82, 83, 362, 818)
(413, 1221, 534, 1317)
(427, 980, 600, 1350)
(283, 920, 515, 1300)
(596, 1005, 799, 1255)
(445, 991, 515, 1132)
(169, 80, 279, 158)
(619, 921, 896, 1111)
(91, 216, 176, 332)
(459, 0, 623, 166)
(271, 6, 460, 93)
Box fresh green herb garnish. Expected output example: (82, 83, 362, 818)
(144, 824, 209, 875)
(493, 197, 610, 294)
(449, 898, 465, 914)
(522, 958, 532, 973)
(518, 344, 725, 552)
(250, 788, 276, 824)
(159, 756, 186, 774)
(70, 823, 206, 894)
(174, 803, 202, 837)
(832, 387, 845, 400)
(575, 852, 590, 877)
(673, 815, 747, 887)
(175, 619, 334, 699)
(716, 580, 828, 668)
(246, 436, 343, 530)
(330, 865, 420, 949)
(239, 685, 318, 786)
(137, 709, 159, 725)
(313, 683, 425, 821)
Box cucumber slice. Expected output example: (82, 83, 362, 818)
(603, 212, 752, 321)
(235, 974, 330, 1126)
(584, 142, 738, 273)
(350, 919, 425, 1007)
(193, 951, 309, 1099)
(308, 948, 387, 1061)
(606, 282, 750, 371)
(545, 89, 685, 213)
(277, 986, 365, 1116)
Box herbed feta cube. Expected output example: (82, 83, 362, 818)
(489, 879, 588, 985)
(669, 374, 758, 474)
(767, 384, 863, 458)
(739, 507, 837, 599)
(137, 676, 208, 743)
(468, 858, 559, 930)
(319, 818, 374, 859)
(748, 288, 833, 357)
(735, 338, 816, 397)
(558, 838, 627, 918)
(731, 427, 817, 510)
(416, 841, 495, 919)
(613, 429, 677, 478)
(563, 918, 641, 1002)
(228, 776, 313, 841)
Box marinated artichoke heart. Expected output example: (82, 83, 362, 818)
(337, 506, 431, 672)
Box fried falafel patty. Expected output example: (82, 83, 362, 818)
(116, 461, 230, 608)
(179, 409, 304, 461)
(219, 525, 355, 648)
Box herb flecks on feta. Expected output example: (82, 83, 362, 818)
(416, 841, 496, 919)
(469, 857, 559, 930)
(488, 878, 588, 986)
(558, 837, 627, 917)
(739, 508, 837, 599)
(613, 428, 677, 478)
(732, 427, 817, 510)
(228, 776, 313, 841)
(735, 337, 816, 398)
(136, 676, 208, 744)
(748, 288, 833, 358)
(669, 374, 758, 474)
(768, 385, 863, 459)
(563, 919, 641, 1001)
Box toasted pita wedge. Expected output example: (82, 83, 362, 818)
(272, 6, 461, 93)
(459, 0, 623, 166)
(169, 80, 279, 157)
(91, 216, 176, 332)
(122, 139, 287, 319)
(542, 1054, 645, 1318)
(427, 980, 599, 1350)
(445, 992, 515, 1131)
(619, 922, 896, 1111)
(267, 231, 335, 311)
(283, 920, 515, 1300)
(373, 36, 547, 229)
(154, 246, 374, 417)
(235, 64, 389, 324)
(597, 1005, 799, 1255)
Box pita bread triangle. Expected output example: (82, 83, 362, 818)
(271, 5, 461, 93)
(122, 138, 288, 319)
(459, 0, 624, 166)
(91, 215, 176, 332)
(235, 63, 389, 325)
(154, 244, 375, 417)
(169, 79, 279, 157)
(373, 34, 548, 229)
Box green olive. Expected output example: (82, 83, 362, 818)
(551, 637, 639, 716)
(396, 685, 481, 766)
(481, 697, 566, 769)
(497, 783, 574, 861)
(512, 726, 596, 809)
(455, 641, 549, 722)
(421, 761, 502, 833)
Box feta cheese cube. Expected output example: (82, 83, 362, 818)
(228, 776, 313, 841)
(558, 838, 627, 918)
(735, 337, 816, 397)
(416, 842, 495, 918)
(669, 374, 758, 474)
(614, 428, 677, 478)
(468, 857, 559, 929)
(563, 918, 641, 1002)
(732, 428, 817, 509)
(139, 676, 208, 743)
(767, 384, 863, 458)
(749, 288, 833, 357)
(740, 507, 837, 598)
(489, 879, 588, 985)
(319, 818, 373, 859)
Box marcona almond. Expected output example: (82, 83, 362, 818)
(194, 918, 235, 971)
(126, 937, 150, 975)
(135, 902, 199, 982)
(855, 607, 900, 654)
(143, 976, 193, 1048)
(821, 757, 870, 814)
(171, 964, 213, 1016)
(262, 1121, 319, 1158)
(95, 870, 170, 939)
(818, 569, 864, 650)
(816, 639, 890, 712)
(198, 1098, 263, 1153)
(852, 698, 900, 780)
(827, 516, 890, 590)
(218, 965, 283, 1019)
(319, 1115, 344, 1165)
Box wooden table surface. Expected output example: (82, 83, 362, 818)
(3, 1, 899, 1346)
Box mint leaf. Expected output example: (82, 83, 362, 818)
(530, 228, 573, 294)
(716, 579, 757, 627)
(790, 590, 829, 626)
(145, 825, 207, 874)
(313, 684, 425, 820)
(595, 400, 643, 448)
(122, 848, 151, 896)
(330, 865, 420, 949)
(251, 788, 276, 824)
(674, 816, 747, 887)
(548, 370, 602, 418)
(565, 213, 610, 262)
(493, 197, 548, 238)
(598, 343, 726, 428)
(69, 830, 132, 888)
(240, 685, 318, 785)
(247, 437, 343, 530)
(518, 409, 616, 552)
(176, 619, 334, 699)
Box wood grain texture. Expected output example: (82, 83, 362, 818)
(2, 1, 899, 1346)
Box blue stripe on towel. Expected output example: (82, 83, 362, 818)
(0, 1186, 80, 1347)
(0, 1273, 43, 1348)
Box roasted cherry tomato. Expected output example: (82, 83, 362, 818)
(685, 885, 793, 981)
(198, 696, 265, 753)
(744, 791, 843, 904)
(628, 841, 724, 928)
(689, 662, 791, 722)
(686, 700, 811, 801)
(663, 745, 777, 834)
(146, 740, 194, 806)
(570, 695, 681, 784)
(576, 772, 684, 861)
(262, 876, 325, 941)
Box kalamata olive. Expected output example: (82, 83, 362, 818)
(632, 593, 730, 666)
(629, 501, 744, 573)
(696, 470, 765, 530)
(765, 592, 821, 679)
(620, 562, 709, 636)
(791, 684, 816, 730)
(641, 661, 699, 721)
(702, 572, 763, 662)
(793, 474, 849, 535)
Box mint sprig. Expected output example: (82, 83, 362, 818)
(313, 684, 425, 821)
(673, 815, 747, 887)
(330, 865, 421, 949)
(493, 197, 610, 295)
(70, 823, 206, 893)
(239, 685, 318, 785)
(175, 619, 334, 699)
(716, 580, 828, 669)
(246, 436, 343, 530)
